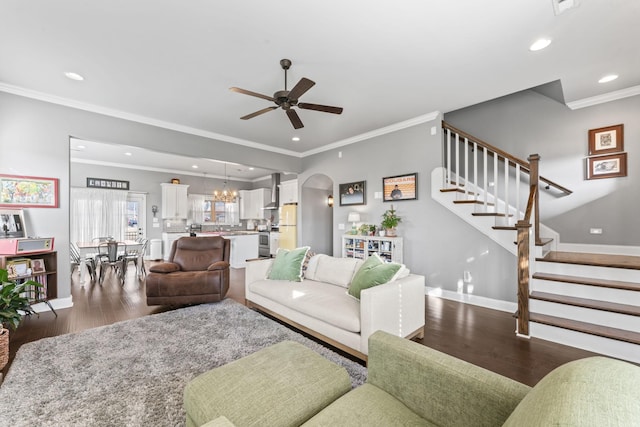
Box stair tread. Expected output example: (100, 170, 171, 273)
(530, 312, 640, 345)
(452, 200, 494, 206)
(537, 251, 640, 270)
(535, 237, 554, 247)
(493, 226, 516, 231)
(440, 188, 477, 196)
(530, 291, 640, 316)
(533, 272, 640, 291)
(471, 212, 513, 217)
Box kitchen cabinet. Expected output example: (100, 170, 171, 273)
(239, 188, 271, 220)
(279, 179, 298, 206)
(162, 232, 189, 260)
(342, 235, 403, 263)
(161, 183, 189, 219)
(196, 232, 259, 268)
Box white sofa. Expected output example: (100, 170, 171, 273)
(245, 254, 426, 360)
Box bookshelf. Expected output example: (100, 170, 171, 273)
(342, 235, 403, 263)
(0, 251, 57, 311)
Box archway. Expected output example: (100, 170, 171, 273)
(300, 174, 334, 255)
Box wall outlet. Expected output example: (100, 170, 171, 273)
(374, 191, 382, 199)
(338, 151, 342, 158)
(590, 228, 603, 234)
(338, 223, 345, 230)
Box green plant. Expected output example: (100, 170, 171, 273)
(358, 223, 370, 235)
(381, 206, 402, 230)
(0, 268, 40, 330)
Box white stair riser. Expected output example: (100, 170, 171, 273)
(535, 261, 640, 283)
(530, 322, 640, 364)
(531, 279, 640, 306)
(530, 300, 640, 332)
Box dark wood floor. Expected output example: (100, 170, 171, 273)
(3, 263, 597, 386)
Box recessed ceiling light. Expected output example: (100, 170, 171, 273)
(124, 152, 132, 156)
(64, 71, 84, 81)
(529, 39, 551, 51)
(249, 167, 255, 170)
(292, 136, 301, 142)
(77, 145, 86, 149)
(598, 74, 618, 83)
(192, 165, 199, 169)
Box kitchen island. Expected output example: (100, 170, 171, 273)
(195, 231, 259, 268)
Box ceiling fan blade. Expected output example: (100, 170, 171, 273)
(240, 106, 277, 120)
(298, 103, 344, 115)
(286, 109, 304, 129)
(287, 78, 315, 101)
(230, 87, 275, 102)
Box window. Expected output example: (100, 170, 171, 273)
(203, 199, 239, 225)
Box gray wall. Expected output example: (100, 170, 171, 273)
(445, 90, 640, 245)
(0, 91, 300, 299)
(300, 185, 333, 255)
(300, 118, 519, 302)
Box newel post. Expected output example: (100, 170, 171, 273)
(528, 154, 541, 245)
(515, 219, 531, 337)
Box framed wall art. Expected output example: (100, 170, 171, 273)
(382, 173, 417, 202)
(0, 208, 28, 239)
(87, 177, 130, 190)
(586, 152, 627, 180)
(0, 174, 59, 208)
(339, 181, 366, 206)
(588, 124, 623, 156)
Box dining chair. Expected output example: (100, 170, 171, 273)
(122, 238, 148, 279)
(70, 243, 96, 282)
(96, 241, 127, 284)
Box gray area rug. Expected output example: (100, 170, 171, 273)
(0, 299, 367, 426)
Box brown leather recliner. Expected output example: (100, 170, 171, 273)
(146, 236, 230, 306)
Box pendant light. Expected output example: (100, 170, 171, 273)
(213, 163, 237, 203)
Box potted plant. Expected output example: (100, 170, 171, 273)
(358, 223, 370, 236)
(381, 205, 402, 237)
(0, 268, 40, 370)
(368, 224, 377, 236)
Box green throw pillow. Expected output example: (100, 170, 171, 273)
(348, 253, 401, 299)
(267, 246, 310, 282)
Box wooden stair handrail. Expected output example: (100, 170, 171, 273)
(442, 122, 572, 195)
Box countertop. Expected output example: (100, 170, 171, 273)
(195, 231, 258, 237)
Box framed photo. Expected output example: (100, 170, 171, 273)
(31, 258, 46, 274)
(87, 177, 130, 190)
(588, 124, 623, 156)
(383, 173, 417, 202)
(586, 153, 627, 180)
(0, 209, 28, 239)
(339, 181, 366, 206)
(0, 174, 59, 208)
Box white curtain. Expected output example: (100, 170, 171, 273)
(70, 187, 128, 243)
(188, 194, 205, 224)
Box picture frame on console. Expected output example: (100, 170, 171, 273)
(588, 124, 623, 156)
(339, 181, 366, 206)
(0, 208, 28, 239)
(382, 173, 417, 202)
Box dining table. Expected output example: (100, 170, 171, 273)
(76, 240, 144, 285)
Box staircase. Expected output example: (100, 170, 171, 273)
(434, 122, 640, 364)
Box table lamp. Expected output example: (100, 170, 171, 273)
(347, 212, 360, 234)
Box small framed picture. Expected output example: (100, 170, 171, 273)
(588, 124, 623, 156)
(382, 173, 417, 202)
(339, 181, 366, 206)
(586, 153, 628, 180)
(31, 258, 46, 274)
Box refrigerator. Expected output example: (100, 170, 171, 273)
(279, 204, 297, 250)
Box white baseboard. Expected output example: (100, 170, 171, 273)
(31, 296, 73, 313)
(557, 242, 640, 256)
(425, 286, 517, 313)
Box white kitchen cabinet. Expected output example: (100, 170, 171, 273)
(226, 234, 259, 268)
(278, 179, 298, 206)
(239, 188, 271, 219)
(342, 234, 403, 263)
(161, 183, 189, 219)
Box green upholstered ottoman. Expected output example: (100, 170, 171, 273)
(184, 340, 352, 427)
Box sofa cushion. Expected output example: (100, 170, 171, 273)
(249, 279, 361, 332)
(303, 384, 433, 427)
(267, 246, 310, 282)
(503, 356, 640, 427)
(312, 255, 363, 288)
(348, 254, 402, 299)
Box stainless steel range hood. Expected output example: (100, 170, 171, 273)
(263, 173, 280, 209)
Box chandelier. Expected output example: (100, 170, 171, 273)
(213, 163, 237, 203)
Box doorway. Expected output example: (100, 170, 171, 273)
(300, 174, 333, 255)
(126, 193, 147, 240)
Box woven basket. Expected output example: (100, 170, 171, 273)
(0, 327, 9, 371)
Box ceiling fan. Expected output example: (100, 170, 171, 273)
(230, 59, 343, 129)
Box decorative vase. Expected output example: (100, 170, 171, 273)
(386, 227, 397, 237)
(0, 327, 9, 371)
(379, 230, 386, 237)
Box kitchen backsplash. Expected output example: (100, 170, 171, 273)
(163, 219, 187, 233)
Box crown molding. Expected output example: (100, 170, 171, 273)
(300, 111, 441, 157)
(566, 85, 640, 110)
(0, 82, 302, 158)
